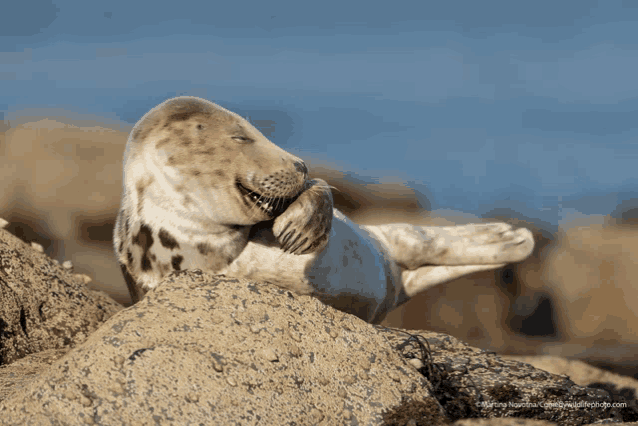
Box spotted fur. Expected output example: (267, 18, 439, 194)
(114, 96, 330, 303)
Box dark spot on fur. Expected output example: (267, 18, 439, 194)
(141, 254, 152, 271)
(159, 228, 180, 250)
(155, 138, 171, 149)
(132, 114, 162, 143)
(226, 255, 234, 265)
(203, 147, 216, 156)
(150, 253, 156, 262)
(133, 224, 154, 250)
(190, 169, 201, 177)
(133, 224, 154, 272)
(181, 137, 192, 146)
(197, 243, 214, 255)
(169, 111, 198, 122)
(136, 177, 154, 215)
(173, 128, 184, 136)
(132, 125, 152, 142)
(171, 255, 183, 271)
(213, 170, 226, 179)
(183, 195, 193, 207)
(125, 218, 130, 234)
(127, 250, 133, 266)
(159, 262, 171, 275)
(118, 241, 124, 253)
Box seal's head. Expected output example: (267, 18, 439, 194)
(125, 96, 308, 226)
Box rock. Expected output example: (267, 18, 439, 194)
(0, 228, 123, 366)
(378, 328, 633, 424)
(0, 348, 69, 402)
(29, 242, 44, 253)
(0, 271, 445, 425)
(506, 355, 638, 423)
(506, 355, 638, 395)
(72, 273, 93, 285)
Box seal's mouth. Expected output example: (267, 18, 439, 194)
(236, 180, 294, 218)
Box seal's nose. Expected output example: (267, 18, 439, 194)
(294, 161, 308, 177)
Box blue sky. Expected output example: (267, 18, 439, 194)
(2, 0, 638, 227)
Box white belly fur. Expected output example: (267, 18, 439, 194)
(222, 209, 399, 322)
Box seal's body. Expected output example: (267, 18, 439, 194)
(115, 96, 534, 323)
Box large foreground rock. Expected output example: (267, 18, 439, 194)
(0, 228, 122, 366)
(0, 271, 444, 425)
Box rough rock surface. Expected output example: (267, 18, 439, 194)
(506, 355, 638, 396)
(379, 328, 636, 424)
(506, 355, 638, 423)
(0, 228, 123, 365)
(0, 271, 445, 426)
(0, 348, 68, 402)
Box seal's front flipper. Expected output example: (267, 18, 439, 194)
(273, 179, 333, 255)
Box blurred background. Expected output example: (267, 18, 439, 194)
(1, 1, 637, 378)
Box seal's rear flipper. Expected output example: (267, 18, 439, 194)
(364, 222, 534, 270)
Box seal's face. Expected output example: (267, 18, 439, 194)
(127, 97, 308, 226)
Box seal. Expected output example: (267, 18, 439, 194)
(114, 96, 534, 323)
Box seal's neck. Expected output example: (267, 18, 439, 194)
(138, 190, 243, 241)
(123, 147, 239, 240)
